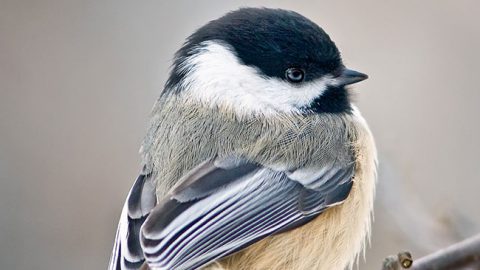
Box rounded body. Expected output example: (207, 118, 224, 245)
(141, 96, 377, 270)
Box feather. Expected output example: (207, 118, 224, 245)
(140, 156, 354, 270)
(108, 168, 157, 270)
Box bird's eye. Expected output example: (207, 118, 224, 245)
(285, 68, 305, 83)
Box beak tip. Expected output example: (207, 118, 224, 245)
(337, 68, 368, 86)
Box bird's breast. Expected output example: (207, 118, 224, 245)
(215, 107, 377, 270)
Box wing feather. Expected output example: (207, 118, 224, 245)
(109, 168, 156, 270)
(140, 157, 354, 270)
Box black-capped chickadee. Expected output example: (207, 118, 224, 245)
(109, 7, 376, 270)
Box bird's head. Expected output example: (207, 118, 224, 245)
(164, 8, 368, 116)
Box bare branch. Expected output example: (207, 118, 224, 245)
(381, 234, 480, 270)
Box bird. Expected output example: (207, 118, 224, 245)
(109, 7, 377, 270)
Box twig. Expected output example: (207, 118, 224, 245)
(411, 234, 480, 269)
(382, 234, 480, 270)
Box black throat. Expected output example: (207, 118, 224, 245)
(304, 86, 352, 114)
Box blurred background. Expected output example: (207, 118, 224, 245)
(1, 0, 479, 269)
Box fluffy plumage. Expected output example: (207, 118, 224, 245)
(137, 99, 376, 270)
(109, 7, 376, 270)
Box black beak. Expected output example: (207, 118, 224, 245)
(335, 68, 368, 86)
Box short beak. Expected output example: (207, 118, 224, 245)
(334, 68, 368, 86)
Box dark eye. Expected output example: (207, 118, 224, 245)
(285, 68, 305, 83)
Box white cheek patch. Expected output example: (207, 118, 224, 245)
(178, 41, 334, 117)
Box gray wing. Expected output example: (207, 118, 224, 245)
(109, 167, 157, 270)
(140, 157, 355, 270)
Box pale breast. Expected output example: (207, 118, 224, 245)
(216, 107, 377, 270)
(142, 100, 376, 270)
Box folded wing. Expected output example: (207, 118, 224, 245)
(140, 157, 355, 270)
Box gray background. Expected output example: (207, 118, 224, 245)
(1, 0, 479, 269)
